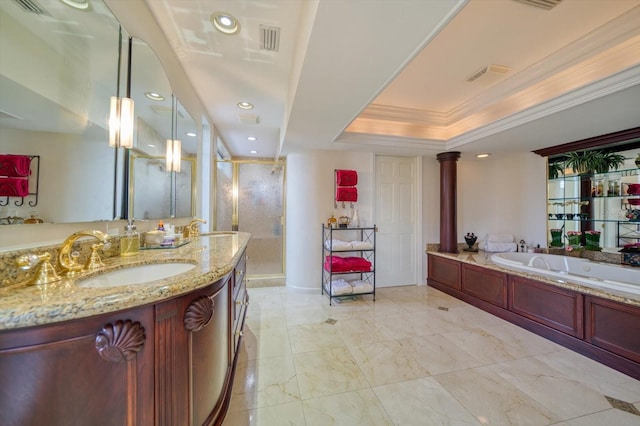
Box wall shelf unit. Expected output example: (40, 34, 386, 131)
(547, 165, 640, 248)
(321, 224, 376, 305)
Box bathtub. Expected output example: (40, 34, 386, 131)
(490, 252, 640, 295)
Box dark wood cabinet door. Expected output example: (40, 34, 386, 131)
(0, 308, 154, 426)
(185, 279, 231, 426)
(509, 275, 584, 338)
(427, 255, 461, 290)
(586, 296, 640, 363)
(461, 263, 508, 308)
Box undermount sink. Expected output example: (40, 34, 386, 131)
(76, 262, 197, 288)
(203, 231, 237, 237)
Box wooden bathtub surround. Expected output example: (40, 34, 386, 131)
(427, 252, 640, 380)
(436, 151, 461, 254)
(0, 233, 249, 426)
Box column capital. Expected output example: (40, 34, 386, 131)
(436, 152, 461, 162)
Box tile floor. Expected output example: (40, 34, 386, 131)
(223, 285, 640, 425)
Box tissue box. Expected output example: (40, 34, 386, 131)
(622, 252, 640, 267)
(620, 243, 640, 266)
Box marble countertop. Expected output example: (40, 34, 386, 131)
(426, 250, 640, 307)
(0, 232, 250, 331)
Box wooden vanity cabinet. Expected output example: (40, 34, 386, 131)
(0, 306, 155, 426)
(0, 249, 248, 426)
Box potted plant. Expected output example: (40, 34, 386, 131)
(598, 152, 626, 173)
(548, 161, 564, 179)
(565, 150, 604, 174)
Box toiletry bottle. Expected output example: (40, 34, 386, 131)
(158, 220, 165, 231)
(121, 219, 140, 256)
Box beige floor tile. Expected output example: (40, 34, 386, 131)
(373, 377, 478, 425)
(222, 401, 306, 426)
(435, 366, 561, 425)
(285, 305, 328, 327)
(334, 316, 394, 347)
(482, 322, 565, 358)
(288, 322, 346, 354)
(245, 307, 287, 331)
(227, 285, 640, 426)
(563, 409, 640, 425)
(229, 355, 301, 411)
(397, 333, 483, 375)
(294, 347, 369, 400)
(347, 339, 429, 386)
(440, 328, 522, 365)
(302, 389, 393, 426)
(242, 327, 292, 360)
(535, 350, 640, 403)
(488, 357, 613, 420)
(373, 311, 434, 339)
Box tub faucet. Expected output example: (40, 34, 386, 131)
(183, 218, 207, 239)
(58, 230, 111, 276)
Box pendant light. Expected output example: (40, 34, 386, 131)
(109, 36, 134, 148)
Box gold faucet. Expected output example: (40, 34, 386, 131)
(183, 218, 207, 239)
(16, 252, 61, 285)
(58, 230, 111, 276)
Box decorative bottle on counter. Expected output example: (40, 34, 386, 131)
(120, 219, 140, 256)
(351, 208, 360, 227)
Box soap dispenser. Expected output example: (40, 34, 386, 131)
(120, 219, 140, 256)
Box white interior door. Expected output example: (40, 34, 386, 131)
(375, 156, 418, 287)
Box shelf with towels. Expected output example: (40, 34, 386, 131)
(321, 224, 376, 305)
(0, 154, 40, 209)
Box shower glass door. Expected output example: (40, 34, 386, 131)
(215, 160, 285, 279)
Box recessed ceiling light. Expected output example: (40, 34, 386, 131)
(186, 132, 196, 137)
(145, 92, 164, 101)
(250, 150, 257, 154)
(59, 0, 91, 11)
(211, 11, 240, 35)
(237, 102, 253, 110)
(476, 153, 491, 158)
(247, 136, 257, 141)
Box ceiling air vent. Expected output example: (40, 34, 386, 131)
(512, 0, 563, 10)
(260, 25, 280, 52)
(238, 113, 259, 125)
(11, 0, 47, 14)
(466, 64, 511, 83)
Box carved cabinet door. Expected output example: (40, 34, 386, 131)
(0, 307, 154, 426)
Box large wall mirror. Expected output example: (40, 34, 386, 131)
(543, 128, 640, 251)
(0, 0, 196, 225)
(127, 38, 197, 220)
(0, 0, 122, 223)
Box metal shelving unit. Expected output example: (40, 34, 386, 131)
(321, 224, 376, 305)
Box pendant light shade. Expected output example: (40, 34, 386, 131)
(109, 96, 135, 148)
(166, 139, 182, 172)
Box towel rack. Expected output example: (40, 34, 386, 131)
(0, 155, 40, 208)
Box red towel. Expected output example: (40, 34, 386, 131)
(0, 177, 29, 197)
(0, 155, 31, 177)
(336, 186, 358, 202)
(324, 256, 371, 272)
(336, 169, 358, 186)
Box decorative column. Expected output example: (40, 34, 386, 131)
(436, 152, 461, 253)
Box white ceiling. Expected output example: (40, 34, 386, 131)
(145, 0, 640, 159)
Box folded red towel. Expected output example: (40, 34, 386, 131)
(336, 169, 358, 186)
(336, 186, 358, 202)
(324, 256, 371, 272)
(0, 177, 29, 197)
(0, 155, 32, 177)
